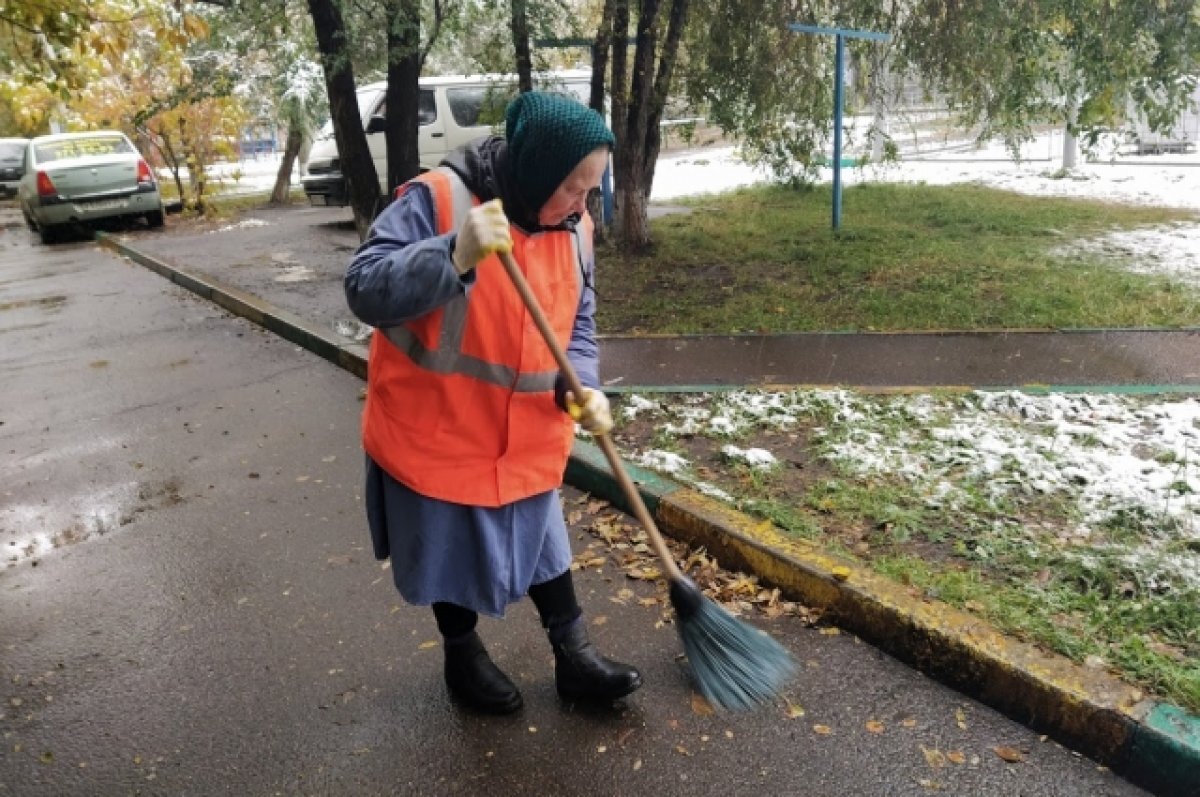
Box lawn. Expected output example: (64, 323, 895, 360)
(596, 182, 1200, 333)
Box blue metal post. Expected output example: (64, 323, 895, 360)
(832, 33, 845, 231)
(788, 23, 892, 232)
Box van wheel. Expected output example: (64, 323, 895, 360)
(146, 209, 165, 228)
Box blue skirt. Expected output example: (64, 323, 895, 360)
(364, 456, 572, 617)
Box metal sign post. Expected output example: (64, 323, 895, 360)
(788, 24, 891, 231)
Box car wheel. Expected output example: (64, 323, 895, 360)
(39, 224, 58, 245)
(146, 209, 165, 228)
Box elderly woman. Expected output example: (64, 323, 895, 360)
(344, 91, 640, 715)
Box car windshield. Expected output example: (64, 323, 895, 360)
(0, 141, 25, 160)
(35, 135, 134, 163)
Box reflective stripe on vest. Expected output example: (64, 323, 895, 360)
(381, 167, 585, 392)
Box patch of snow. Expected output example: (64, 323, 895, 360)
(1050, 222, 1200, 288)
(721, 445, 778, 470)
(634, 449, 690, 475)
(621, 394, 659, 420)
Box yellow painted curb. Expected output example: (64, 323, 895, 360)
(657, 487, 1149, 761)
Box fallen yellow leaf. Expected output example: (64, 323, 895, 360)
(946, 751, 966, 765)
(831, 566, 851, 582)
(921, 745, 947, 769)
(785, 701, 805, 719)
(417, 640, 438, 650)
(691, 693, 715, 715)
(993, 745, 1024, 763)
(812, 724, 832, 735)
(865, 720, 885, 734)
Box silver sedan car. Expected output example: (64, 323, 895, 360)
(18, 130, 165, 244)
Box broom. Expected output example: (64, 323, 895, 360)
(498, 250, 796, 710)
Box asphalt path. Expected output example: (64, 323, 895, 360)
(0, 206, 1148, 795)
(112, 203, 1200, 391)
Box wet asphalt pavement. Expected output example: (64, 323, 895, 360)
(109, 202, 1200, 391)
(0, 205, 1151, 795)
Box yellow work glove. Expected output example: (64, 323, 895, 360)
(565, 388, 613, 436)
(451, 199, 513, 275)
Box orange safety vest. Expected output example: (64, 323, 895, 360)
(362, 167, 590, 507)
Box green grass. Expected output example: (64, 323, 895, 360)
(875, 553, 1200, 712)
(597, 183, 1200, 333)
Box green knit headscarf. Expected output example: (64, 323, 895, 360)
(505, 91, 614, 213)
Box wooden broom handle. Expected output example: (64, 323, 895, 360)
(498, 250, 684, 582)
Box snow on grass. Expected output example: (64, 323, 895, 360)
(619, 389, 1200, 593)
(633, 449, 690, 475)
(1050, 221, 1200, 288)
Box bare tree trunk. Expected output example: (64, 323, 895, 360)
(614, 179, 649, 248)
(1062, 95, 1079, 169)
(611, 0, 690, 251)
(641, 0, 689, 189)
(270, 124, 304, 205)
(307, 0, 380, 240)
(586, 0, 616, 240)
(609, 0, 631, 244)
(590, 0, 615, 114)
(511, 0, 533, 93)
(386, 0, 423, 197)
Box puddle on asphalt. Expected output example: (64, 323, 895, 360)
(0, 295, 68, 313)
(2, 478, 184, 566)
(274, 265, 316, 283)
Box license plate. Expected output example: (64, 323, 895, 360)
(77, 198, 127, 212)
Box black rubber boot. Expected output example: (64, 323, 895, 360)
(552, 622, 642, 703)
(443, 631, 523, 715)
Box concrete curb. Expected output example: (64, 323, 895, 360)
(99, 232, 1200, 797)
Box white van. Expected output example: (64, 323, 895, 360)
(302, 69, 591, 206)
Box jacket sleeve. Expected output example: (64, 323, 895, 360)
(555, 227, 601, 408)
(343, 182, 474, 328)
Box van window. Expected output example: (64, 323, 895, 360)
(446, 86, 514, 127)
(374, 89, 438, 126)
(418, 89, 437, 125)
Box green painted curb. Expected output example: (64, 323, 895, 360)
(564, 439, 681, 518)
(104, 234, 1200, 796)
(1121, 704, 1200, 796)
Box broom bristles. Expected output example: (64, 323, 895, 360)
(671, 578, 797, 711)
